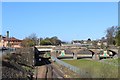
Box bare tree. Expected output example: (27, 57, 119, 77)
(21, 33, 38, 47)
(28, 33, 38, 45)
(106, 26, 117, 46)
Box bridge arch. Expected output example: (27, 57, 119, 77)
(88, 50, 95, 57)
(108, 50, 117, 57)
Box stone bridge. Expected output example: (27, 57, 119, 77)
(60, 48, 102, 60)
(34, 46, 119, 60)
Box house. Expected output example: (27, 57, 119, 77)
(96, 39, 107, 46)
(0, 35, 5, 48)
(97, 41, 101, 46)
(71, 40, 81, 45)
(0, 36, 22, 48)
(71, 40, 92, 47)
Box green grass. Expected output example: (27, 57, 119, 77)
(102, 58, 120, 65)
(62, 59, 119, 78)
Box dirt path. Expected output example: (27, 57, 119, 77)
(33, 65, 47, 79)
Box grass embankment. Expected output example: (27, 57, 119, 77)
(53, 62, 80, 78)
(102, 58, 120, 65)
(63, 59, 119, 78)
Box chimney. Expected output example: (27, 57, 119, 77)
(7, 31, 9, 38)
(7, 31, 10, 47)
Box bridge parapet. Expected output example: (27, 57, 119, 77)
(35, 46, 112, 60)
(89, 49, 103, 54)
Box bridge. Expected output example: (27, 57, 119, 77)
(34, 45, 119, 62)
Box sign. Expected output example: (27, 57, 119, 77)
(103, 51, 109, 57)
(60, 50, 65, 56)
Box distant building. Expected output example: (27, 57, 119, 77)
(71, 40, 92, 47)
(83, 41, 87, 44)
(97, 41, 101, 46)
(71, 40, 81, 45)
(97, 39, 107, 46)
(0, 36, 22, 48)
(0, 35, 5, 48)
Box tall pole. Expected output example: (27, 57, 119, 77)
(7, 31, 10, 47)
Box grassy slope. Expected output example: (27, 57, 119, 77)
(63, 59, 118, 78)
(102, 58, 120, 65)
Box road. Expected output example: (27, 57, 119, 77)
(34, 57, 66, 79)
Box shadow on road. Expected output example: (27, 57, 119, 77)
(34, 57, 51, 66)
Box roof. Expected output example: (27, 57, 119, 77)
(3, 37, 22, 42)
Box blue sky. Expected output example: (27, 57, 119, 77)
(2, 2, 118, 42)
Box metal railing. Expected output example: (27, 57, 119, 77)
(0, 48, 16, 56)
(51, 56, 92, 78)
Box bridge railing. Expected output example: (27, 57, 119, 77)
(51, 56, 92, 78)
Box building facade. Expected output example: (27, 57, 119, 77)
(0, 36, 22, 48)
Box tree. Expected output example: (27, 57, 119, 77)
(101, 37, 105, 41)
(28, 33, 38, 45)
(87, 38, 91, 44)
(21, 33, 38, 47)
(106, 26, 117, 46)
(21, 38, 35, 47)
(87, 38, 91, 41)
(115, 26, 120, 46)
(40, 36, 61, 45)
(50, 36, 61, 45)
(40, 39, 52, 45)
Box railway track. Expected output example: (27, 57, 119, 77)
(34, 58, 65, 80)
